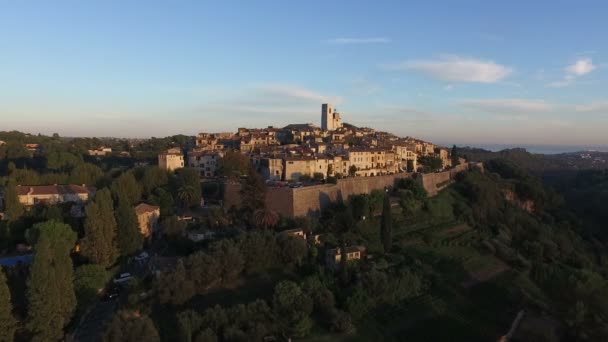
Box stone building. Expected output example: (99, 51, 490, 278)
(16, 184, 94, 206)
(393, 145, 418, 172)
(435, 147, 452, 169)
(87, 147, 112, 156)
(188, 151, 224, 177)
(158, 147, 184, 172)
(283, 156, 331, 181)
(259, 157, 285, 181)
(325, 245, 366, 268)
(134, 203, 160, 238)
(347, 148, 398, 176)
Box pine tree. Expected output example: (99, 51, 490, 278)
(26, 221, 77, 342)
(0, 267, 17, 342)
(380, 194, 392, 253)
(81, 189, 118, 267)
(115, 196, 143, 256)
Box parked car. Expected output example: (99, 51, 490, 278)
(113, 272, 132, 284)
(134, 251, 149, 262)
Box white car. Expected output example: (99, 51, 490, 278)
(113, 273, 132, 284)
(134, 251, 149, 262)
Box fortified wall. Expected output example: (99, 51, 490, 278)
(266, 173, 414, 217)
(417, 162, 483, 196)
(223, 162, 482, 218)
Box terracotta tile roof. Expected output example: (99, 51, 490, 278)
(134, 203, 160, 215)
(16, 184, 93, 196)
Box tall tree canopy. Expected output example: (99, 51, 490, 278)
(176, 168, 201, 208)
(68, 163, 103, 186)
(81, 189, 118, 267)
(111, 172, 142, 205)
(0, 267, 17, 342)
(217, 150, 251, 178)
(380, 194, 392, 253)
(103, 311, 160, 342)
(3, 179, 24, 222)
(114, 198, 143, 256)
(141, 166, 169, 196)
(26, 221, 77, 342)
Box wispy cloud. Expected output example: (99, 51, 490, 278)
(324, 37, 391, 44)
(460, 98, 553, 113)
(253, 83, 342, 104)
(548, 58, 596, 87)
(381, 55, 512, 83)
(575, 101, 608, 113)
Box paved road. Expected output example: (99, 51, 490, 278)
(71, 300, 117, 342)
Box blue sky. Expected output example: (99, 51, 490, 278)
(1, 1, 607, 145)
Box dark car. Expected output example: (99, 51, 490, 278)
(102, 286, 121, 301)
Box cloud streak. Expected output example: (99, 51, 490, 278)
(460, 98, 553, 113)
(324, 37, 391, 44)
(253, 83, 342, 104)
(381, 55, 512, 83)
(575, 101, 608, 113)
(548, 58, 596, 87)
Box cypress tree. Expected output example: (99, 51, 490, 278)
(81, 189, 118, 267)
(380, 194, 392, 253)
(26, 221, 77, 342)
(4, 180, 24, 222)
(0, 267, 17, 342)
(115, 196, 143, 256)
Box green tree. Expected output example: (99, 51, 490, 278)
(211, 240, 244, 284)
(81, 189, 118, 267)
(451, 144, 460, 166)
(4, 180, 24, 222)
(46, 151, 82, 172)
(195, 329, 218, 342)
(0, 268, 17, 342)
(277, 236, 308, 266)
(69, 163, 103, 186)
(238, 231, 278, 274)
(177, 168, 202, 208)
(217, 150, 251, 179)
(241, 168, 266, 226)
(177, 185, 197, 209)
(380, 194, 392, 253)
(349, 194, 370, 221)
(115, 197, 143, 256)
(419, 155, 443, 172)
(141, 167, 168, 196)
(272, 281, 313, 338)
(186, 251, 221, 292)
(103, 311, 160, 342)
(348, 165, 357, 177)
(26, 221, 77, 342)
(252, 209, 279, 229)
(157, 260, 196, 305)
(111, 172, 141, 205)
(74, 264, 109, 314)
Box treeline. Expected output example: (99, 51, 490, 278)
(156, 231, 308, 306)
(450, 160, 608, 340)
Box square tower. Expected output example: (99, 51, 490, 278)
(322, 103, 334, 131)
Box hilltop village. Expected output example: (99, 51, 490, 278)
(162, 103, 454, 181)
